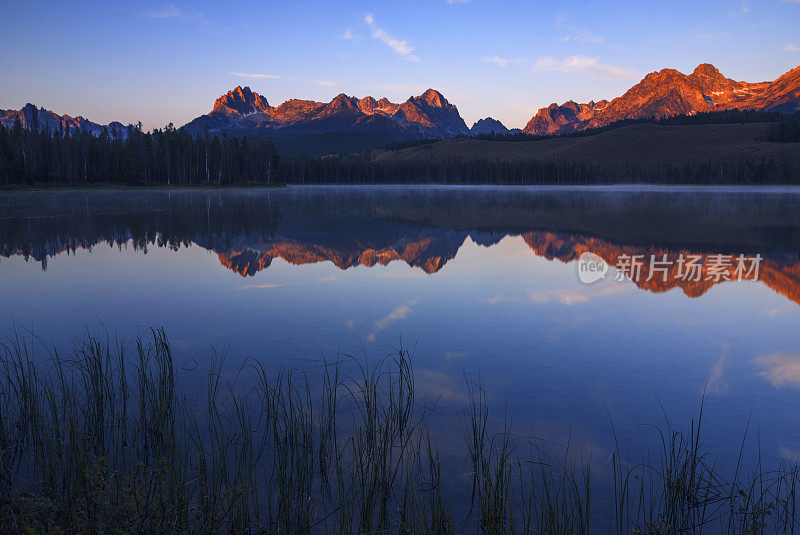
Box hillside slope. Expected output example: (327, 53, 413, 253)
(373, 122, 800, 168)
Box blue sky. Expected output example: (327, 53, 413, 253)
(1, 0, 799, 130)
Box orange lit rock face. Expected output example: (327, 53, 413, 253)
(521, 231, 800, 305)
(523, 63, 800, 135)
(212, 86, 271, 117)
(215, 234, 461, 277)
(357, 96, 401, 116)
(6, 224, 800, 307)
(185, 86, 469, 138)
(214, 231, 800, 307)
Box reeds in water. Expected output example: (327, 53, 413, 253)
(0, 328, 797, 534)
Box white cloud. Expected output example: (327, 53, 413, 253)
(533, 55, 637, 80)
(446, 0, 472, 3)
(782, 43, 800, 52)
(146, 3, 181, 18)
(482, 56, 530, 68)
(145, 3, 203, 20)
(314, 79, 340, 87)
(553, 16, 602, 43)
(483, 56, 509, 67)
(754, 352, 800, 389)
(560, 28, 603, 43)
(230, 72, 282, 79)
(363, 14, 419, 61)
(342, 28, 354, 39)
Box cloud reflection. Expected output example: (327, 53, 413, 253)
(705, 349, 729, 395)
(366, 300, 418, 342)
(754, 352, 800, 389)
(237, 283, 286, 290)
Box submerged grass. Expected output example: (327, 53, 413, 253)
(0, 327, 798, 534)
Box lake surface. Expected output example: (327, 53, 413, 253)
(2, 185, 800, 494)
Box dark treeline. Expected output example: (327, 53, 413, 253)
(2, 108, 799, 187)
(279, 154, 798, 185)
(0, 191, 282, 268)
(0, 114, 280, 187)
(768, 114, 800, 142)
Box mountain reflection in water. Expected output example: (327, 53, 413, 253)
(2, 186, 799, 306)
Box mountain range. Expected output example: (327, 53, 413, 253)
(5, 219, 799, 307)
(0, 103, 127, 137)
(211, 231, 800, 309)
(182, 86, 470, 140)
(523, 63, 800, 135)
(2, 62, 798, 153)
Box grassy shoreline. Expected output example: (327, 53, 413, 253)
(1, 328, 798, 534)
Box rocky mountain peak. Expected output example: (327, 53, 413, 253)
(523, 63, 800, 135)
(212, 86, 271, 117)
(330, 93, 357, 106)
(418, 89, 448, 108)
(184, 87, 469, 140)
(692, 63, 722, 79)
(470, 117, 510, 135)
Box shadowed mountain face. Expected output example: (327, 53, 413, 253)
(470, 117, 510, 135)
(523, 63, 800, 135)
(2, 187, 799, 305)
(182, 86, 469, 140)
(0, 103, 128, 136)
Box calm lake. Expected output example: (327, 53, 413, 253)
(2, 185, 800, 508)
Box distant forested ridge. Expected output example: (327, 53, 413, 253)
(1, 111, 799, 187)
